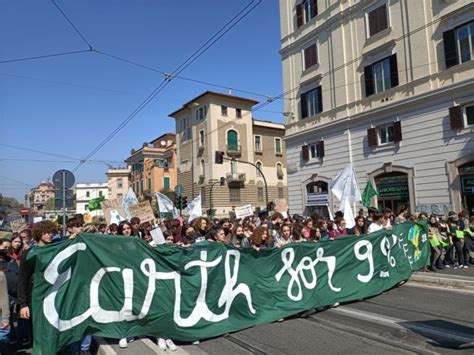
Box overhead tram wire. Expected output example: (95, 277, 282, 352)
(0, 49, 93, 64)
(72, 0, 262, 172)
(51, 0, 93, 49)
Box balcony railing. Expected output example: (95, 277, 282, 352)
(226, 173, 246, 183)
(226, 144, 241, 156)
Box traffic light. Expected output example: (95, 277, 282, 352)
(215, 151, 225, 164)
(176, 195, 182, 209)
(182, 196, 188, 209)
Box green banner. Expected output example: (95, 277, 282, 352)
(30, 223, 429, 354)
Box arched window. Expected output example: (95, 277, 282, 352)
(227, 130, 238, 151)
(276, 163, 283, 180)
(256, 161, 262, 177)
(200, 159, 205, 176)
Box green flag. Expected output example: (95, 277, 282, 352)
(87, 196, 105, 211)
(361, 181, 378, 208)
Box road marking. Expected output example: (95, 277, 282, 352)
(333, 307, 474, 345)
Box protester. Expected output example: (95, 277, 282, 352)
(349, 216, 368, 236)
(0, 272, 10, 354)
(329, 219, 347, 239)
(368, 212, 385, 233)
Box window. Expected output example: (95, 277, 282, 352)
(277, 163, 284, 180)
(236, 108, 242, 118)
(457, 22, 474, 64)
(117, 193, 123, 199)
(309, 141, 324, 159)
(278, 187, 284, 199)
(378, 125, 394, 145)
(296, 0, 317, 27)
(229, 187, 241, 202)
(444, 21, 474, 68)
(99, 190, 103, 197)
(117, 178, 123, 189)
(303, 43, 318, 70)
(86, 191, 90, 198)
(465, 105, 474, 126)
(164, 176, 170, 190)
(140, 180, 144, 194)
(367, 121, 402, 147)
(367, 4, 388, 37)
(199, 130, 205, 147)
(227, 130, 239, 151)
(256, 161, 262, 177)
(364, 54, 398, 97)
(255, 135, 262, 152)
(148, 178, 152, 191)
(300, 86, 322, 119)
(257, 187, 264, 202)
(196, 106, 206, 120)
(275, 138, 282, 155)
(221, 105, 228, 116)
(182, 117, 192, 141)
(85, 204, 88, 211)
(200, 159, 205, 176)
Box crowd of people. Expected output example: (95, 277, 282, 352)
(0, 205, 472, 354)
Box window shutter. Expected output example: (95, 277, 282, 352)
(317, 86, 323, 113)
(301, 92, 308, 119)
(449, 106, 464, 130)
(443, 29, 458, 69)
(389, 54, 399, 88)
(364, 65, 374, 97)
(302, 145, 309, 161)
(318, 141, 325, 158)
(367, 128, 377, 147)
(311, 0, 318, 17)
(393, 121, 402, 142)
(368, 9, 378, 37)
(296, 4, 303, 27)
(304, 46, 311, 69)
(378, 5, 388, 32)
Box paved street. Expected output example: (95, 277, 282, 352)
(90, 284, 473, 355)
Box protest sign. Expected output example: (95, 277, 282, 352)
(10, 219, 27, 233)
(129, 201, 155, 223)
(150, 227, 166, 245)
(235, 204, 254, 219)
(101, 197, 123, 210)
(33, 217, 43, 224)
(30, 223, 429, 354)
(103, 207, 126, 225)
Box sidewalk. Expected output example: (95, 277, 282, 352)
(408, 266, 474, 291)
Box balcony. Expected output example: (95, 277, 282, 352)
(226, 173, 246, 184)
(226, 144, 241, 157)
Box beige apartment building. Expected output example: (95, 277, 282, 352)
(25, 181, 56, 212)
(125, 133, 177, 199)
(106, 167, 131, 201)
(169, 91, 288, 217)
(279, 0, 474, 217)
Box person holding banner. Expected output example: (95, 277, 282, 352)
(191, 217, 210, 243)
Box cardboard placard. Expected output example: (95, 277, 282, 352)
(274, 199, 288, 213)
(101, 197, 123, 210)
(10, 219, 28, 233)
(129, 201, 155, 223)
(235, 204, 254, 219)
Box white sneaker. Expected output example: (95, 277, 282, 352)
(166, 339, 177, 351)
(119, 338, 128, 348)
(157, 337, 167, 351)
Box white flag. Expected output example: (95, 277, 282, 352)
(330, 164, 361, 229)
(186, 195, 202, 223)
(156, 192, 179, 219)
(122, 187, 139, 220)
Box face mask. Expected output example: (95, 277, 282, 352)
(236, 233, 245, 239)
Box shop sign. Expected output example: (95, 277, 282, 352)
(461, 176, 474, 193)
(307, 193, 329, 206)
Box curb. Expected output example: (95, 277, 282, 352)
(95, 337, 116, 355)
(408, 274, 474, 291)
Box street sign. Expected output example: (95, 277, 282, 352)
(174, 184, 183, 195)
(53, 169, 75, 189)
(20, 208, 29, 214)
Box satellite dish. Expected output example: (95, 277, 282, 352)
(160, 140, 167, 147)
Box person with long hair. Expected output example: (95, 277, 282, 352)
(428, 215, 443, 271)
(349, 216, 368, 236)
(191, 217, 210, 243)
(117, 221, 136, 237)
(231, 224, 250, 248)
(329, 219, 347, 239)
(251, 226, 273, 250)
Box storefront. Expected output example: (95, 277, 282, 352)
(459, 164, 474, 216)
(304, 180, 331, 218)
(375, 173, 410, 212)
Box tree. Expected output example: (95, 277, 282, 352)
(45, 197, 55, 210)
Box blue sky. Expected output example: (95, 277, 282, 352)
(0, 0, 284, 203)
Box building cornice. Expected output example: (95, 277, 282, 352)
(284, 78, 474, 141)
